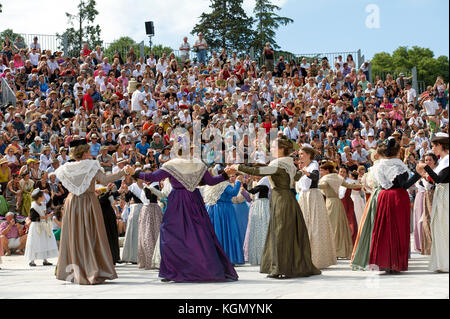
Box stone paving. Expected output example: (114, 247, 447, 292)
(0, 241, 448, 299)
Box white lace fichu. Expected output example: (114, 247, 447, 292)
(268, 157, 297, 189)
(54, 160, 102, 196)
(370, 158, 410, 190)
(202, 181, 232, 206)
(160, 158, 207, 192)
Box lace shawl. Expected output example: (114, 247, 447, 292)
(268, 157, 297, 188)
(202, 181, 231, 206)
(370, 158, 410, 190)
(31, 201, 52, 237)
(160, 158, 207, 192)
(55, 160, 101, 196)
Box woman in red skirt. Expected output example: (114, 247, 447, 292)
(338, 166, 358, 245)
(369, 137, 421, 274)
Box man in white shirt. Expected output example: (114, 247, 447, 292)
(95, 70, 106, 88)
(131, 83, 145, 115)
(146, 53, 157, 69)
(47, 55, 59, 73)
(283, 120, 299, 141)
(193, 33, 208, 64)
(422, 94, 440, 116)
(352, 144, 369, 167)
(179, 37, 191, 63)
(28, 48, 40, 67)
(156, 54, 168, 75)
(132, 63, 143, 78)
(360, 121, 375, 139)
(405, 83, 417, 105)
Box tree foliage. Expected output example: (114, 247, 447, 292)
(253, 0, 293, 57)
(56, 0, 102, 57)
(103, 37, 173, 61)
(0, 29, 21, 45)
(371, 46, 449, 86)
(192, 0, 255, 54)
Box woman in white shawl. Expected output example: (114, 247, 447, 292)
(296, 146, 336, 269)
(416, 133, 449, 272)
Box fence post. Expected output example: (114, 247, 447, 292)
(412, 66, 418, 93)
(140, 41, 145, 60)
(368, 62, 373, 83)
(357, 49, 362, 68)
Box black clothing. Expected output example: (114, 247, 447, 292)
(98, 191, 121, 264)
(389, 171, 421, 190)
(245, 184, 269, 199)
(425, 165, 449, 184)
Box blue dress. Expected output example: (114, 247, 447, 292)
(206, 181, 245, 265)
(233, 197, 250, 251)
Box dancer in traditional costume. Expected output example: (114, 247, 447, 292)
(151, 178, 172, 270)
(24, 189, 58, 267)
(417, 153, 438, 255)
(350, 171, 366, 227)
(55, 139, 133, 285)
(242, 176, 271, 265)
(296, 147, 336, 269)
(351, 152, 382, 270)
(121, 178, 144, 264)
(137, 182, 165, 270)
(417, 133, 449, 272)
(319, 162, 361, 259)
(97, 184, 121, 265)
(369, 137, 421, 274)
(338, 166, 359, 245)
(204, 169, 244, 265)
(232, 184, 251, 253)
(234, 136, 321, 279)
(413, 166, 426, 253)
(134, 154, 238, 283)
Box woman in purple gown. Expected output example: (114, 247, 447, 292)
(135, 157, 238, 283)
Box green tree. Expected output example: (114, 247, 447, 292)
(56, 0, 102, 57)
(192, 0, 255, 54)
(253, 0, 293, 57)
(371, 46, 449, 86)
(0, 29, 21, 45)
(103, 37, 174, 62)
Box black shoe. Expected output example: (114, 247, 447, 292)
(266, 274, 279, 279)
(161, 278, 171, 282)
(29, 262, 36, 267)
(43, 261, 53, 266)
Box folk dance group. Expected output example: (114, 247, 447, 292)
(1, 134, 447, 284)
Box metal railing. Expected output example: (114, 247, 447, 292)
(1, 77, 16, 107)
(17, 33, 63, 53)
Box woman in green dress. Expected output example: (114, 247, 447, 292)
(19, 167, 34, 217)
(351, 152, 382, 270)
(233, 136, 321, 279)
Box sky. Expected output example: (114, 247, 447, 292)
(0, 0, 448, 60)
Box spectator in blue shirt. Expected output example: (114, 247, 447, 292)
(344, 113, 361, 130)
(353, 91, 365, 108)
(89, 134, 101, 157)
(135, 135, 150, 162)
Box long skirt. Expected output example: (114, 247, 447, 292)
(56, 191, 117, 285)
(243, 198, 270, 266)
(99, 194, 120, 264)
(342, 189, 358, 245)
(369, 188, 410, 272)
(159, 188, 238, 282)
(122, 203, 142, 263)
(351, 187, 381, 270)
(298, 189, 336, 269)
(429, 183, 449, 272)
(207, 201, 244, 265)
(421, 190, 434, 255)
(326, 197, 353, 259)
(152, 234, 161, 269)
(20, 191, 32, 217)
(24, 222, 59, 262)
(413, 190, 425, 252)
(351, 190, 366, 227)
(233, 202, 250, 251)
(138, 203, 163, 270)
(261, 188, 321, 277)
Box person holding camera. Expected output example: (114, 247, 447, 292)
(0, 212, 28, 256)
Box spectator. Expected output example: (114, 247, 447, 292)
(0, 212, 27, 256)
